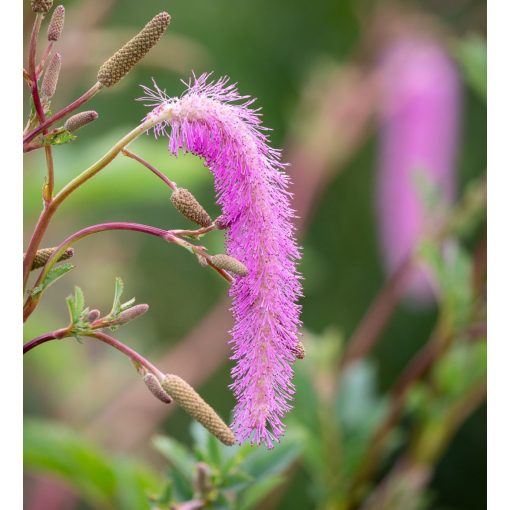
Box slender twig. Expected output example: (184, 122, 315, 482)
(170, 224, 218, 238)
(24, 222, 170, 321)
(35, 41, 54, 78)
(23, 327, 70, 354)
(23, 116, 160, 291)
(23, 82, 103, 145)
(121, 148, 177, 191)
(340, 257, 414, 368)
(23, 329, 163, 380)
(23, 220, 232, 321)
(28, 14, 43, 78)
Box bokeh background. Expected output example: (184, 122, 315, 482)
(23, 0, 486, 509)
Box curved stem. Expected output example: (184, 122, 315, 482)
(122, 148, 177, 191)
(23, 82, 103, 145)
(86, 331, 164, 379)
(23, 114, 165, 292)
(24, 222, 170, 321)
(22, 198, 56, 293)
(23, 329, 163, 380)
(23, 327, 70, 354)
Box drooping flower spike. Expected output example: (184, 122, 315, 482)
(140, 74, 302, 447)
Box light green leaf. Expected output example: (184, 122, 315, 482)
(31, 263, 74, 297)
(238, 475, 286, 510)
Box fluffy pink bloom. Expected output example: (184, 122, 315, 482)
(141, 74, 302, 447)
(376, 38, 461, 305)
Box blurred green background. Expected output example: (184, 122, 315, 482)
(23, 0, 486, 509)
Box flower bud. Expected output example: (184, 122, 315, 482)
(292, 341, 305, 360)
(87, 309, 101, 322)
(170, 188, 212, 227)
(162, 374, 236, 446)
(209, 254, 248, 277)
(64, 111, 99, 132)
(109, 304, 149, 326)
(97, 12, 171, 87)
(41, 52, 61, 98)
(214, 215, 230, 230)
(143, 373, 172, 404)
(47, 5, 65, 41)
(30, 247, 74, 271)
(31, 0, 53, 13)
(193, 462, 212, 495)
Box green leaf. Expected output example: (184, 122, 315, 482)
(111, 277, 125, 316)
(455, 35, 487, 101)
(24, 419, 116, 506)
(31, 263, 74, 297)
(241, 437, 301, 481)
(24, 419, 160, 510)
(153, 435, 194, 481)
(238, 475, 286, 510)
(43, 129, 77, 146)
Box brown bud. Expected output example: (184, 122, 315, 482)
(97, 12, 171, 87)
(31, 0, 53, 13)
(64, 111, 99, 132)
(193, 462, 212, 495)
(47, 5, 65, 41)
(29, 247, 74, 271)
(143, 373, 172, 404)
(209, 254, 248, 277)
(41, 52, 61, 98)
(109, 304, 149, 326)
(292, 341, 306, 360)
(214, 215, 230, 230)
(87, 309, 101, 322)
(162, 374, 236, 446)
(171, 188, 212, 227)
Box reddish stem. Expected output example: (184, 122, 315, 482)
(122, 149, 177, 191)
(23, 329, 163, 380)
(23, 82, 103, 146)
(24, 222, 170, 321)
(23, 327, 69, 354)
(86, 331, 164, 379)
(340, 257, 414, 368)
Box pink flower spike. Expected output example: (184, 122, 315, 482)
(141, 74, 302, 447)
(376, 38, 461, 306)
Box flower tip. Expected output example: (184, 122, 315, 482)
(47, 5, 65, 41)
(97, 11, 171, 87)
(170, 188, 212, 227)
(31, 0, 53, 14)
(41, 52, 62, 98)
(209, 254, 248, 277)
(64, 111, 99, 132)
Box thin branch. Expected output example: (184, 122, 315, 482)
(340, 257, 414, 368)
(23, 82, 103, 145)
(121, 148, 177, 191)
(23, 327, 70, 354)
(23, 329, 163, 380)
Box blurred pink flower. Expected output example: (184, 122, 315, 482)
(376, 37, 461, 305)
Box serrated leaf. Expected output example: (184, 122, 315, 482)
(74, 286, 85, 317)
(120, 297, 136, 311)
(110, 277, 125, 316)
(43, 129, 77, 146)
(31, 263, 74, 297)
